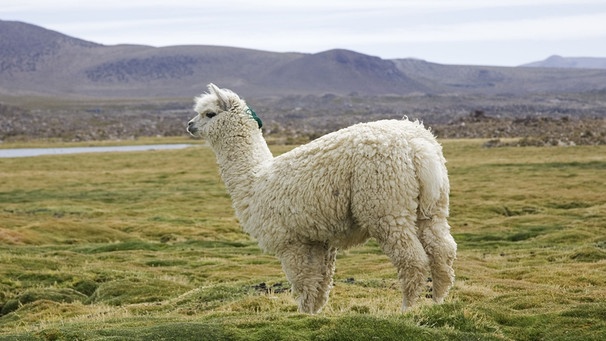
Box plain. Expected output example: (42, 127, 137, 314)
(0, 138, 605, 340)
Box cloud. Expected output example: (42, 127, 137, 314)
(389, 13, 606, 43)
(4, 0, 605, 65)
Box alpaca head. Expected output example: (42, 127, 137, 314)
(187, 84, 262, 139)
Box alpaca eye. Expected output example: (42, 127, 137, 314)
(206, 112, 217, 118)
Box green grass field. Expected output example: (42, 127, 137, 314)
(1, 138, 605, 340)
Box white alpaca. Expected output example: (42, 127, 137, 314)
(187, 84, 456, 314)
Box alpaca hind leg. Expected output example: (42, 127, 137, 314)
(278, 242, 336, 314)
(372, 222, 430, 311)
(418, 217, 457, 304)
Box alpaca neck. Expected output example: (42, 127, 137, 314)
(212, 130, 273, 208)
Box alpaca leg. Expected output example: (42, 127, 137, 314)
(311, 246, 337, 313)
(418, 217, 457, 304)
(372, 222, 430, 311)
(313, 244, 337, 312)
(278, 242, 336, 314)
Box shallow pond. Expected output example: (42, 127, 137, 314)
(0, 144, 194, 158)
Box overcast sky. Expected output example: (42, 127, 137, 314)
(3, 0, 606, 66)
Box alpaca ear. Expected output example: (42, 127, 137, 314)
(208, 83, 230, 111)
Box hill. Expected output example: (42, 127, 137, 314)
(522, 55, 606, 69)
(1, 19, 606, 99)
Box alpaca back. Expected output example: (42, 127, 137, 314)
(243, 118, 448, 251)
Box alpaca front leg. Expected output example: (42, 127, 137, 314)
(313, 246, 337, 313)
(278, 242, 336, 314)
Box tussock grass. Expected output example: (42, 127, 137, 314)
(1, 139, 605, 340)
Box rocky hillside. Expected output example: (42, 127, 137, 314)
(433, 111, 605, 147)
(2, 94, 604, 146)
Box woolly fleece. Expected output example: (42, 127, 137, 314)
(187, 84, 457, 314)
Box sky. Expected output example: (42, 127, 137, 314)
(3, 0, 606, 66)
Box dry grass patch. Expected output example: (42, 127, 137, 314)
(1, 139, 605, 340)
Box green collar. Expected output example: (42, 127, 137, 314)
(246, 107, 263, 129)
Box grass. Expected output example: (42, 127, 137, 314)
(1, 139, 605, 340)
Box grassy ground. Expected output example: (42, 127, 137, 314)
(0, 138, 604, 340)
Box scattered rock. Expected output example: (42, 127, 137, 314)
(1, 101, 604, 146)
(437, 112, 605, 146)
(251, 282, 288, 294)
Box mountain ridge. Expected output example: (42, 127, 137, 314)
(1, 19, 606, 99)
(522, 55, 606, 69)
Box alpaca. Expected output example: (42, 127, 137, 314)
(187, 84, 456, 314)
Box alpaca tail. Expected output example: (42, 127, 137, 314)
(411, 137, 450, 219)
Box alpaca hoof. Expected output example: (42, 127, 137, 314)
(401, 298, 412, 312)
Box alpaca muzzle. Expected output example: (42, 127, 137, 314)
(187, 120, 198, 135)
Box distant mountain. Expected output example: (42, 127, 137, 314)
(260, 49, 431, 95)
(1, 20, 606, 99)
(522, 55, 606, 69)
(0, 19, 100, 72)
